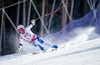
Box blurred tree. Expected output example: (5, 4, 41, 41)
(62, 0, 68, 29)
(80, 0, 86, 16)
(40, 0, 45, 37)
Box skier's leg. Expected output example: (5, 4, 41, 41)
(35, 40, 46, 52)
(31, 41, 38, 47)
(44, 42, 52, 46)
(37, 36, 44, 44)
(37, 44, 45, 52)
(44, 42, 58, 49)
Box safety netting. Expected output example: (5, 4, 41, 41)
(45, 8, 100, 45)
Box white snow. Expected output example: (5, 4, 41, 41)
(0, 37, 100, 65)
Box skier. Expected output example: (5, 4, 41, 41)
(17, 20, 58, 53)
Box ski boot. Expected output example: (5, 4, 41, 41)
(51, 45, 58, 51)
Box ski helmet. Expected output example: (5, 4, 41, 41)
(17, 25, 24, 30)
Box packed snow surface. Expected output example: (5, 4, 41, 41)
(0, 38, 100, 65)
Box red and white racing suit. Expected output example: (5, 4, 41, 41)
(19, 24, 51, 51)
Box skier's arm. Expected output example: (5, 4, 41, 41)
(17, 37, 23, 52)
(26, 20, 35, 29)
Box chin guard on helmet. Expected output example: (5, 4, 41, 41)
(17, 25, 24, 30)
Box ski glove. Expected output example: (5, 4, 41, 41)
(31, 20, 35, 25)
(17, 45, 23, 53)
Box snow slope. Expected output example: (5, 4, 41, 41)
(0, 38, 100, 65)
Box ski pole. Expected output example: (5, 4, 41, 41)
(33, 6, 64, 21)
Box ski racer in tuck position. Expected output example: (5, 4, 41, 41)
(17, 20, 58, 53)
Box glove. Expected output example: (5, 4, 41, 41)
(17, 46, 22, 53)
(31, 20, 35, 25)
